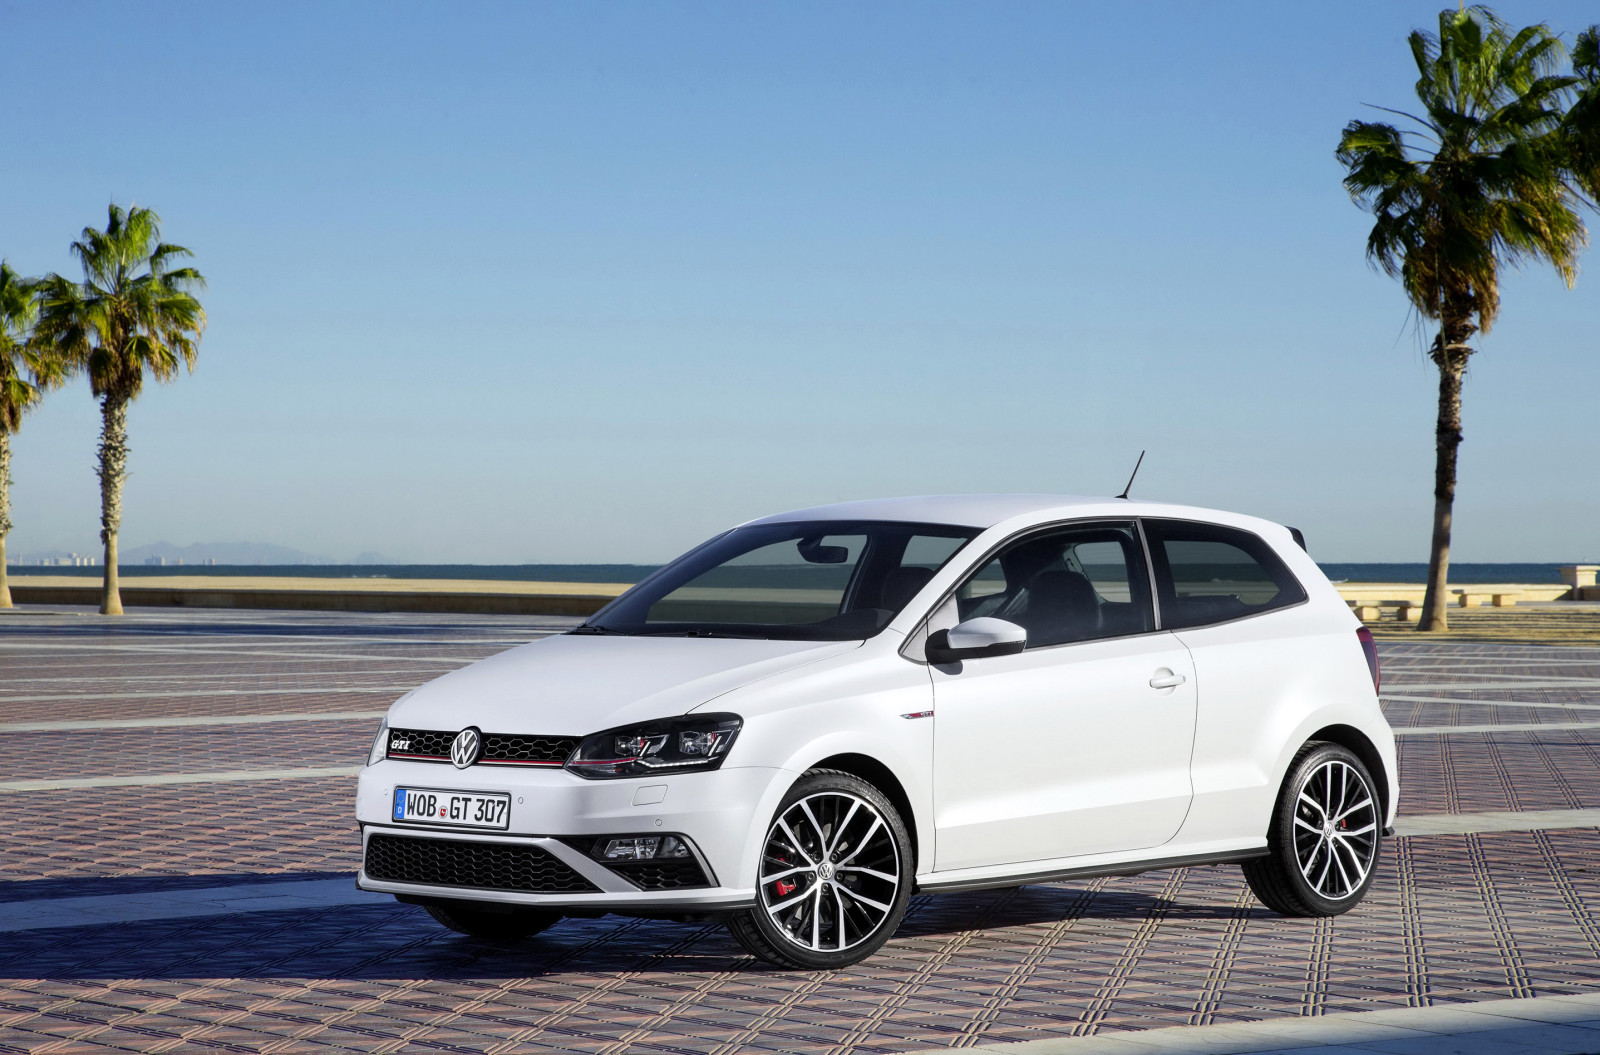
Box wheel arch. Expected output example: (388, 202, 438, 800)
(1305, 723, 1390, 824)
(810, 752, 920, 871)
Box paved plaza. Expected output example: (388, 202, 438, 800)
(3, 608, 1600, 1054)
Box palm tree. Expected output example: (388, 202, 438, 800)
(0, 262, 61, 608)
(1568, 27, 1600, 198)
(1336, 7, 1595, 631)
(35, 205, 206, 615)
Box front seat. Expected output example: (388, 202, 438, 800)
(1016, 569, 1100, 647)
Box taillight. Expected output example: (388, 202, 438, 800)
(1355, 626, 1380, 694)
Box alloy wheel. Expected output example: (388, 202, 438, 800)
(1292, 758, 1378, 901)
(759, 791, 902, 953)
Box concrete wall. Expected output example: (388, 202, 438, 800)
(6, 581, 614, 616)
(1, 575, 1576, 617)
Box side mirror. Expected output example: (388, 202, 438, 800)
(926, 617, 1027, 664)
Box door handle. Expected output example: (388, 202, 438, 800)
(1149, 671, 1187, 690)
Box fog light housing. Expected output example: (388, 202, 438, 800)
(599, 835, 692, 861)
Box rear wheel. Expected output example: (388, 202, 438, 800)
(1244, 742, 1382, 917)
(727, 770, 913, 969)
(423, 899, 563, 940)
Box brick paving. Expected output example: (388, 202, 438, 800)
(2, 721, 379, 781)
(0, 693, 398, 726)
(2, 779, 358, 883)
(1, 607, 1599, 1053)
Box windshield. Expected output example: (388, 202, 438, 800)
(583, 520, 979, 640)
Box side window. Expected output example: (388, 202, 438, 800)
(953, 523, 1154, 648)
(1143, 519, 1307, 629)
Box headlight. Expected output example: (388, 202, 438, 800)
(366, 722, 388, 766)
(565, 713, 742, 779)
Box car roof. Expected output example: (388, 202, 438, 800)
(746, 493, 1279, 532)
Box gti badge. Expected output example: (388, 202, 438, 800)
(450, 727, 482, 769)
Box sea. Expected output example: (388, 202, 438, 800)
(20, 562, 1578, 585)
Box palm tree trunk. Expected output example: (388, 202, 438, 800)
(98, 395, 128, 616)
(0, 428, 11, 609)
(1418, 307, 1474, 632)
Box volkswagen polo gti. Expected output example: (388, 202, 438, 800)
(354, 494, 1396, 969)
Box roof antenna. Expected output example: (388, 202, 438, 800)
(1116, 450, 1145, 500)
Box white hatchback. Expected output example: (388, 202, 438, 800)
(355, 495, 1396, 969)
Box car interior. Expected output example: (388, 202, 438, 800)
(956, 531, 1153, 647)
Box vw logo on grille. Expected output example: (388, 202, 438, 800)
(450, 727, 482, 769)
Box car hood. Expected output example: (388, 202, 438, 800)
(387, 634, 861, 735)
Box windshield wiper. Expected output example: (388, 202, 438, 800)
(568, 625, 621, 635)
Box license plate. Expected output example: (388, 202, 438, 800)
(392, 787, 511, 830)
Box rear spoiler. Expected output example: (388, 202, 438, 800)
(1287, 526, 1307, 551)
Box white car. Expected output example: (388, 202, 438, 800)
(355, 495, 1396, 969)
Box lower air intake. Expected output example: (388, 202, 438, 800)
(365, 834, 600, 894)
(606, 858, 712, 890)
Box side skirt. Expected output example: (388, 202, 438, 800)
(914, 848, 1271, 895)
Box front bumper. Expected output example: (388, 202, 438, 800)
(356, 825, 754, 911)
(354, 759, 782, 911)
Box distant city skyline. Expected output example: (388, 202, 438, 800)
(7, 540, 385, 566)
(3, 2, 1597, 563)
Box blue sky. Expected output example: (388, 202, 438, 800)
(3, 1, 1598, 563)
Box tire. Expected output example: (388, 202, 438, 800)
(1244, 741, 1383, 917)
(726, 769, 914, 970)
(423, 899, 563, 940)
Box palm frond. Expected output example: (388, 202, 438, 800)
(1567, 27, 1600, 202)
(33, 202, 206, 402)
(1335, 7, 1592, 332)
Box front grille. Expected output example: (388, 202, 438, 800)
(386, 728, 579, 767)
(481, 733, 579, 766)
(607, 858, 711, 890)
(386, 728, 454, 761)
(365, 834, 600, 893)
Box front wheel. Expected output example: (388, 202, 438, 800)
(727, 769, 913, 969)
(422, 899, 563, 940)
(1243, 742, 1382, 917)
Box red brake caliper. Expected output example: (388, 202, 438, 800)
(775, 879, 796, 896)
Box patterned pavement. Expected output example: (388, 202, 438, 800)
(2, 607, 1599, 1054)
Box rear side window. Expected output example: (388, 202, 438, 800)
(1143, 519, 1307, 629)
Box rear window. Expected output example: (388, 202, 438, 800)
(1143, 519, 1306, 629)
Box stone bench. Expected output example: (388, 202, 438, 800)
(1349, 600, 1419, 623)
(1347, 594, 1517, 622)
(1454, 591, 1519, 608)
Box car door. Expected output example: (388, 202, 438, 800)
(1139, 518, 1320, 844)
(930, 522, 1198, 873)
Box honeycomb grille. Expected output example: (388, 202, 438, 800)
(385, 729, 578, 766)
(606, 858, 711, 890)
(481, 733, 579, 766)
(365, 834, 600, 893)
(385, 728, 453, 760)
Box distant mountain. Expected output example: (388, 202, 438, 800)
(121, 541, 333, 565)
(353, 551, 394, 565)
